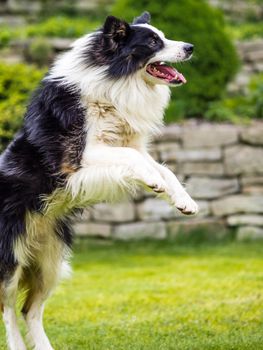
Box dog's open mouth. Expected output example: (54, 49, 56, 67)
(146, 61, 186, 85)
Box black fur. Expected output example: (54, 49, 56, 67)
(85, 15, 164, 78)
(132, 11, 151, 25)
(0, 79, 86, 280)
(0, 11, 163, 281)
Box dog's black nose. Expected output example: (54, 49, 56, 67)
(184, 44, 194, 55)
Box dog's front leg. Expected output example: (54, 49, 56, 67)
(141, 152, 198, 215)
(67, 146, 168, 202)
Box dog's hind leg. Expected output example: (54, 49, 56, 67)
(22, 289, 54, 350)
(22, 268, 57, 350)
(22, 240, 69, 350)
(2, 266, 27, 350)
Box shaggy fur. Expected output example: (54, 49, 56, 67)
(0, 12, 198, 350)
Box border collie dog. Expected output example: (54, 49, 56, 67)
(0, 12, 198, 350)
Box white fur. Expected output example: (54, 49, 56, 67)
(143, 152, 199, 213)
(2, 267, 27, 350)
(25, 298, 54, 350)
(49, 33, 170, 136)
(3, 306, 27, 350)
(9, 213, 70, 350)
(3, 21, 199, 350)
(48, 23, 198, 215)
(67, 144, 167, 205)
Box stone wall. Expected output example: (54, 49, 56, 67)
(73, 121, 263, 241)
(210, 0, 263, 94)
(228, 39, 263, 94)
(209, 0, 263, 22)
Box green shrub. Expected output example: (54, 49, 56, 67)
(113, 0, 239, 120)
(24, 38, 53, 66)
(0, 27, 13, 49)
(226, 21, 263, 40)
(0, 62, 45, 152)
(250, 73, 263, 119)
(25, 16, 100, 38)
(205, 73, 263, 122)
(0, 16, 100, 50)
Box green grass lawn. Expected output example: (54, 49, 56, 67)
(1, 239, 263, 349)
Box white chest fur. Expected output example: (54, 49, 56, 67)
(84, 102, 137, 148)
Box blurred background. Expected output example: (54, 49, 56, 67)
(0, 0, 262, 241)
(0, 2, 263, 349)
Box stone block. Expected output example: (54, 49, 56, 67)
(167, 218, 227, 239)
(233, 72, 250, 88)
(255, 62, 263, 72)
(155, 124, 183, 142)
(1, 53, 23, 64)
(241, 176, 263, 186)
(237, 226, 263, 241)
(227, 215, 263, 227)
(113, 222, 166, 240)
(196, 200, 211, 217)
(92, 202, 136, 223)
(156, 142, 180, 162)
(227, 82, 243, 95)
(51, 38, 73, 51)
(137, 198, 209, 220)
(73, 222, 112, 238)
(165, 163, 181, 176)
(243, 185, 263, 195)
(186, 177, 239, 199)
(0, 15, 26, 27)
(134, 189, 154, 201)
(7, 0, 41, 13)
(75, 0, 98, 10)
(182, 124, 238, 148)
(137, 198, 177, 221)
(240, 123, 263, 145)
(176, 148, 222, 162)
(237, 39, 263, 55)
(242, 65, 254, 73)
(246, 50, 263, 63)
(224, 145, 263, 175)
(74, 209, 91, 222)
(181, 162, 224, 176)
(211, 195, 263, 216)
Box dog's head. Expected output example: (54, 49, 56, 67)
(88, 12, 193, 86)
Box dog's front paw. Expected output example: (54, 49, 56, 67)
(139, 169, 167, 193)
(172, 193, 199, 215)
(145, 176, 167, 193)
(147, 180, 166, 193)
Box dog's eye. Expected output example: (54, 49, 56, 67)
(150, 37, 158, 45)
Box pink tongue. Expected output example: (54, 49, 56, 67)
(157, 64, 176, 77)
(156, 64, 187, 83)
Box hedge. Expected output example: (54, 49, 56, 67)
(0, 63, 45, 151)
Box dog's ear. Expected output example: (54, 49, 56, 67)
(132, 11, 151, 25)
(103, 16, 130, 41)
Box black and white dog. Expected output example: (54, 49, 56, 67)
(0, 12, 198, 350)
